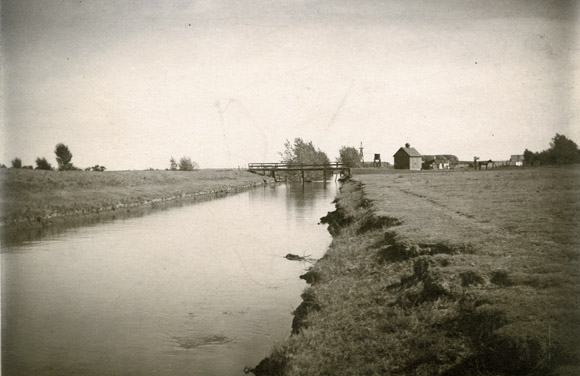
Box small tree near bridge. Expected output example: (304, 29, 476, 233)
(337, 146, 361, 168)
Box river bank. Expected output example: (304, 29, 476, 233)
(249, 166, 580, 375)
(1, 169, 271, 235)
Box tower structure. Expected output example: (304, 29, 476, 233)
(359, 142, 364, 165)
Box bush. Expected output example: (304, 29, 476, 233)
(35, 157, 54, 170)
(11, 158, 22, 168)
(178, 157, 199, 171)
(84, 165, 106, 172)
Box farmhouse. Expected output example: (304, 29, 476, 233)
(394, 143, 422, 170)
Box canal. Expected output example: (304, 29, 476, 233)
(1, 182, 338, 375)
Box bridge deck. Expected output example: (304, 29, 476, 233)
(248, 162, 349, 172)
(248, 162, 350, 181)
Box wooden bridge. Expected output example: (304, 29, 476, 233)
(248, 162, 350, 182)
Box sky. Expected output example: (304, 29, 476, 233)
(1, 0, 579, 170)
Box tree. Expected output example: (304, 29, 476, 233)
(279, 138, 330, 166)
(169, 157, 178, 171)
(55, 143, 74, 170)
(278, 138, 330, 180)
(549, 133, 580, 164)
(337, 146, 361, 168)
(523, 149, 535, 166)
(178, 157, 199, 171)
(11, 158, 22, 168)
(35, 157, 54, 170)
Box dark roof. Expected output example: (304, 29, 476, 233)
(394, 146, 422, 157)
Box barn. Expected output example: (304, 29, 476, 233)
(393, 143, 422, 170)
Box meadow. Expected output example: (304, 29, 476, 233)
(252, 166, 580, 375)
(0, 168, 269, 230)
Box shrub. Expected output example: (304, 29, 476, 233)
(178, 157, 199, 171)
(84, 165, 106, 172)
(35, 157, 54, 170)
(11, 158, 22, 168)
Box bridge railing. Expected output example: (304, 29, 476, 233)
(248, 162, 348, 170)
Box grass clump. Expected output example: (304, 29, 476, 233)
(459, 270, 486, 286)
(490, 270, 513, 286)
(356, 214, 401, 234)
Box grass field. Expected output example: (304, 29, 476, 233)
(252, 166, 580, 375)
(0, 168, 269, 230)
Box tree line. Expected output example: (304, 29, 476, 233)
(5, 143, 201, 172)
(279, 138, 362, 168)
(6, 143, 105, 171)
(524, 133, 580, 166)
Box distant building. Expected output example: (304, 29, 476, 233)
(421, 155, 459, 170)
(494, 160, 510, 167)
(510, 155, 524, 167)
(393, 143, 422, 170)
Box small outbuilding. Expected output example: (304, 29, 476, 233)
(510, 155, 524, 167)
(393, 143, 422, 170)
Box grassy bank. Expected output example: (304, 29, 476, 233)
(1, 169, 270, 230)
(250, 166, 580, 375)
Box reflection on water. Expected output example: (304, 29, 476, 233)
(1, 182, 338, 376)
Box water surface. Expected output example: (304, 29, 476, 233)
(2, 182, 337, 375)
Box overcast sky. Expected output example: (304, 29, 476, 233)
(1, 0, 579, 170)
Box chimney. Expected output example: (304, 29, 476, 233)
(405, 143, 410, 148)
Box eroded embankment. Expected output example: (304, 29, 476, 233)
(248, 179, 579, 376)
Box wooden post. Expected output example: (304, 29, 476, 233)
(301, 169, 305, 183)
